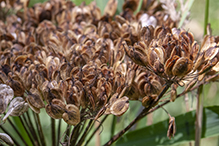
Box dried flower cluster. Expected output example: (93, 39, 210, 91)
(0, 0, 219, 145)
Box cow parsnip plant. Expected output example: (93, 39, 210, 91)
(0, 0, 219, 146)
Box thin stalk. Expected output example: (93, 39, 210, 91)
(34, 112, 46, 146)
(7, 118, 29, 146)
(95, 121, 101, 146)
(204, 0, 209, 35)
(85, 115, 108, 146)
(64, 125, 71, 143)
(110, 115, 117, 138)
(195, 85, 204, 146)
(69, 124, 81, 146)
(51, 118, 56, 146)
(0, 125, 20, 146)
(57, 119, 62, 146)
(104, 83, 171, 146)
(19, 116, 35, 145)
(25, 111, 41, 146)
(76, 120, 93, 146)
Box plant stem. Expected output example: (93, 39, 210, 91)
(204, 0, 209, 35)
(57, 119, 62, 146)
(34, 112, 46, 146)
(110, 115, 117, 138)
(19, 116, 35, 145)
(76, 120, 93, 146)
(0, 125, 20, 146)
(104, 83, 171, 146)
(7, 118, 29, 146)
(51, 118, 56, 146)
(85, 115, 108, 146)
(26, 111, 41, 146)
(195, 85, 204, 146)
(69, 124, 81, 146)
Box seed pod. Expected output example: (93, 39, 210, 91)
(164, 55, 180, 76)
(7, 78, 25, 97)
(0, 133, 14, 146)
(123, 41, 148, 67)
(46, 99, 66, 119)
(62, 104, 80, 125)
(167, 116, 176, 139)
(110, 96, 129, 116)
(0, 84, 14, 114)
(170, 84, 177, 102)
(26, 88, 45, 113)
(172, 57, 193, 77)
(3, 97, 29, 121)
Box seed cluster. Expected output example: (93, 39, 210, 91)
(0, 0, 219, 126)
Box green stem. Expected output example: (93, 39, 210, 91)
(69, 124, 81, 146)
(110, 115, 117, 139)
(76, 120, 93, 146)
(57, 119, 62, 146)
(51, 118, 56, 146)
(0, 125, 20, 146)
(204, 0, 209, 35)
(7, 118, 29, 146)
(84, 115, 108, 146)
(19, 116, 35, 145)
(34, 112, 46, 146)
(25, 111, 40, 146)
(195, 85, 204, 146)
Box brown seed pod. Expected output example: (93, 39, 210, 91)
(141, 95, 156, 108)
(7, 78, 25, 97)
(104, 0, 118, 17)
(123, 41, 148, 67)
(26, 88, 45, 112)
(45, 99, 66, 119)
(164, 55, 180, 76)
(167, 116, 176, 139)
(110, 96, 129, 116)
(172, 57, 193, 77)
(62, 104, 80, 126)
(170, 84, 177, 102)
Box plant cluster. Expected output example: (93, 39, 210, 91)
(0, 0, 219, 145)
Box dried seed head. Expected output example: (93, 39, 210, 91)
(62, 104, 80, 125)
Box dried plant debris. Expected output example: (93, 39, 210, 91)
(0, 0, 218, 127)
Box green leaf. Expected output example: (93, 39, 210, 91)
(116, 106, 219, 146)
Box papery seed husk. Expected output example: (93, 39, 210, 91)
(172, 57, 193, 77)
(167, 117, 176, 139)
(110, 96, 129, 116)
(0, 133, 14, 146)
(62, 104, 80, 125)
(45, 99, 66, 119)
(0, 84, 14, 114)
(3, 97, 29, 121)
